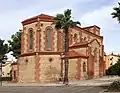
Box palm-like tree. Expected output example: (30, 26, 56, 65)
(111, 2, 120, 23)
(53, 9, 80, 85)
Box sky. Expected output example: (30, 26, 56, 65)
(0, 0, 120, 60)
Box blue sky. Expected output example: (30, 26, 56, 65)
(0, 0, 120, 60)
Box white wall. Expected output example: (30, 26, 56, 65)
(2, 62, 11, 77)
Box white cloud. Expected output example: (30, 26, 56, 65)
(0, 0, 120, 60)
(79, 3, 120, 53)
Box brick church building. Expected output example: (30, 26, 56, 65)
(18, 14, 105, 83)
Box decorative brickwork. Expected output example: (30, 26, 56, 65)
(36, 29, 41, 52)
(18, 14, 105, 83)
(76, 58, 81, 80)
(35, 53, 40, 81)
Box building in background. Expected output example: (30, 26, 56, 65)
(2, 61, 11, 78)
(18, 14, 105, 83)
(105, 53, 119, 69)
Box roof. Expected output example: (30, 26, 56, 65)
(82, 25, 100, 29)
(69, 39, 100, 49)
(22, 14, 103, 39)
(62, 50, 88, 59)
(69, 42, 88, 49)
(22, 14, 54, 25)
(72, 26, 103, 39)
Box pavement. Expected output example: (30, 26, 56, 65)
(2, 76, 120, 86)
(0, 86, 106, 93)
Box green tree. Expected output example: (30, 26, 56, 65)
(53, 9, 80, 85)
(0, 39, 8, 61)
(8, 30, 22, 59)
(106, 56, 120, 76)
(111, 2, 120, 22)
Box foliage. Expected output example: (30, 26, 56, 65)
(0, 77, 12, 81)
(106, 56, 120, 76)
(8, 30, 22, 59)
(53, 9, 80, 84)
(53, 9, 81, 30)
(0, 38, 8, 61)
(107, 81, 120, 92)
(111, 2, 120, 23)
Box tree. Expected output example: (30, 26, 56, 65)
(53, 9, 80, 85)
(8, 30, 22, 59)
(111, 2, 120, 23)
(106, 56, 120, 76)
(0, 39, 8, 61)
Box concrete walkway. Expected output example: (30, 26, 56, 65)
(69, 76, 120, 86)
(2, 76, 120, 86)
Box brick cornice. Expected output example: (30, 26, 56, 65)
(20, 52, 62, 57)
(22, 14, 54, 25)
(62, 56, 88, 59)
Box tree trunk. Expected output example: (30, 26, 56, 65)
(63, 28, 69, 85)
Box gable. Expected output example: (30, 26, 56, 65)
(90, 39, 100, 47)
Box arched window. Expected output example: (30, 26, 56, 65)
(74, 33, 77, 42)
(29, 28, 33, 49)
(46, 27, 52, 50)
(83, 62, 86, 72)
(84, 37, 87, 41)
(69, 34, 72, 45)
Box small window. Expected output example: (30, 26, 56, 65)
(110, 63, 113, 65)
(83, 62, 86, 72)
(84, 37, 86, 41)
(74, 33, 77, 42)
(110, 57, 113, 60)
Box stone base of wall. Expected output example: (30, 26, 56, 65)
(18, 55, 104, 83)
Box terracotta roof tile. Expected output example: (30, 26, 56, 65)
(22, 14, 54, 23)
(63, 50, 88, 58)
(82, 25, 100, 29)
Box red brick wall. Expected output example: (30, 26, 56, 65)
(76, 58, 81, 80)
(35, 53, 40, 82)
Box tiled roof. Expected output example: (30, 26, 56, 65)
(69, 39, 100, 48)
(69, 42, 88, 48)
(82, 25, 100, 29)
(22, 14, 54, 24)
(62, 50, 88, 58)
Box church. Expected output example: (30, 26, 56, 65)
(18, 14, 105, 83)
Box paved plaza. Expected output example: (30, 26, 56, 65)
(0, 76, 119, 93)
(0, 86, 107, 93)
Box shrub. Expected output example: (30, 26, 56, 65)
(107, 81, 120, 92)
(0, 77, 12, 81)
(106, 56, 120, 76)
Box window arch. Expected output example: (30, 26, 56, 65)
(29, 28, 33, 49)
(46, 27, 53, 50)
